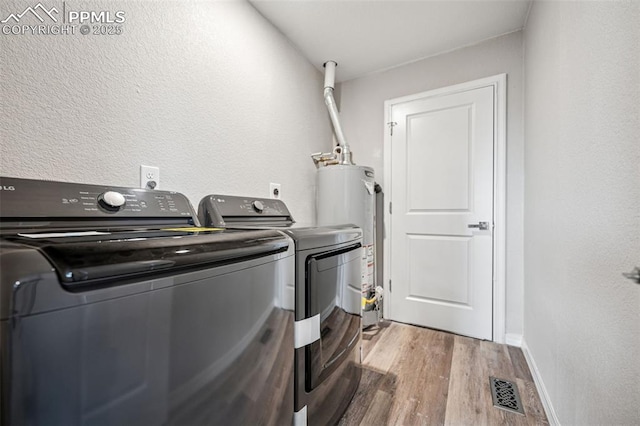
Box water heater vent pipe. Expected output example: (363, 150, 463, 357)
(315, 60, 353, 166)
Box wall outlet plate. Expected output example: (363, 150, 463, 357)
(140, 165, 160, 190)
(270, 183, 281, 199)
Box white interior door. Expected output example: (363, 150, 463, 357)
(388, 84, 495, 340)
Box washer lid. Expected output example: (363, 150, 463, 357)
(5, 228, 289, 289)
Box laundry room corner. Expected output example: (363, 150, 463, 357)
(0, 0, 332, 225)
(339, 31, 526, 340)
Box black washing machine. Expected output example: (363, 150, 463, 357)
(199, 195, 362, 426)
(0, 177, 295, 426)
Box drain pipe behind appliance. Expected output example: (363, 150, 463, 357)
(311, 61, 354, 167)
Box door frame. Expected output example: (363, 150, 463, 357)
(383, 74, 507, 343)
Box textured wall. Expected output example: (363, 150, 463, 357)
(524, 1, 640, 423)
(0, 0, 331, 223)
(339, 32, 525, 337)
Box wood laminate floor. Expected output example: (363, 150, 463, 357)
(339, 321, 548, 426)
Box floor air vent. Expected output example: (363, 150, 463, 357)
(489, 377, 525, 415)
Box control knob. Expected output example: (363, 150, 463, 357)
(252, 200, 264, 213)
(98, 191, 126, 212)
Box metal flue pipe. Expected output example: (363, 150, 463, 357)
(323, 61, 353, 165)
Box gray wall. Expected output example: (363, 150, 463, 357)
(339, 31, 525, 338)
(0, 0, 331, 223)
(524, 1, 640, 423)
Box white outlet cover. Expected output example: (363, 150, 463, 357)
(140, 165, 160, 190)
(270, 183, 281, 199)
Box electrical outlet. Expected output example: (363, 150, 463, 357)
(140, 165, 160, 190)
(270, 183, 281, 199)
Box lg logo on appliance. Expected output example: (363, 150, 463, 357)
(0, 186, 16, 191)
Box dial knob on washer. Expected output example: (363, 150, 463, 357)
(252, 200, 264, 213)
(98, 191, 126, 211)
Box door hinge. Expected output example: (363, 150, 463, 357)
(387, 121, 397, 136)
(388, 279, 392, 292)
(623, 267, 640, 284)
(389, 202, 392, 214)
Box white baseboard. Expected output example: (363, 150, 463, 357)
(520, 338, 561, 426)
(505, 333, 523, 347)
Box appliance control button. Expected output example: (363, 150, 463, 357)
(252, 200, 264, 213)
(98, 191, 126, 211)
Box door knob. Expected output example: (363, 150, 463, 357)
(622, 267, 640, 284)
(468, 221, 489, 230)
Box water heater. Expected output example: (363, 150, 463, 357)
(317, 165, 376, 292)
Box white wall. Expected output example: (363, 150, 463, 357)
(0, 0, 331, 223)
(524, 1, 640, 423)
(339, 31, 525, 337)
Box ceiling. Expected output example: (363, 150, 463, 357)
(250, 0, 531, 82)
